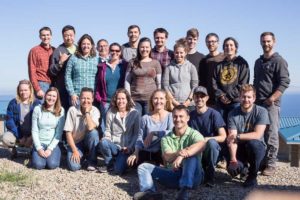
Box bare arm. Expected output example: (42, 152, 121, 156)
(85, 112, 97, 131)
(239, 124, 266, 141)
(205, 127, 226, 143)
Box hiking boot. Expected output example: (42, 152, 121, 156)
(243, 176, 257, 188)
(133, 190, 163, 200)
(262, 166, 276, 176)
(176, 187, 189, 200)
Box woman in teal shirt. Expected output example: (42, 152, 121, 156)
(31, 87, 65, 169)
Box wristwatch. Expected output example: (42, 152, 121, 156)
(187, 97, 193, 101)
(236, 134, 241, 142)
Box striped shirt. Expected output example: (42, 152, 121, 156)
(28, 44, 54, 92)
(65, 55, 98, 96)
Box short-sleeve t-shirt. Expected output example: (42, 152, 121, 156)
(64, 106, 100, 143)
(189, 107, 225, 137)
(228, 104, 269, 142)
(161, 127, 204, 169)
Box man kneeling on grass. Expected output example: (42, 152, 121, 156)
(133, 105, 206, 200)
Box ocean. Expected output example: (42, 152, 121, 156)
(0, 93, 299, 116)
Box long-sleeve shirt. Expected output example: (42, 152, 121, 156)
(212, 55, 250, 103)
(136, 112, 173, 152)
(104, 108, 140, 152)
(162, 60, 198, 103)
(125, 59, 162, 101)
(65, 55, 98, 96)
(253, 52, 290, 105)
(31, 105, 65, 151)
(151, 47, 174, 73)
(95, 60, 127, 104)
(28, 44, 55, 92)
(6, 99, 40, 139)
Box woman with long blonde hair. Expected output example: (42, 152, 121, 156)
(3, 80, 40, 151)
(127, 89, 173, 166)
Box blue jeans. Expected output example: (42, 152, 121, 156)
(229, 140, 266, 178)
(216, 102, 239, 126)
(66, 129, 99, 171)
(36, 81, 50, 103)
(99, 102, 110, 137)
(137, 156, 204, 192)
(32, 144, 61, 170)
(202, 139, 221, 180)
(135, 101, 148, 116)
(262, 104, 280, 167)
(98, 138, 129, 175)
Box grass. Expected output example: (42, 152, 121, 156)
(0, 170, 28, 184)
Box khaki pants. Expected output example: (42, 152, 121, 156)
(2, 131, 17, 147)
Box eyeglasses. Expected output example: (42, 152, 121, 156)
(206, 40, 218, 44)
(110, 49, 120, 53)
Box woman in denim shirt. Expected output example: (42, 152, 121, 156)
(127, 89, 174, 166)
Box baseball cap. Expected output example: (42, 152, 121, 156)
(193, 86, 208, 96)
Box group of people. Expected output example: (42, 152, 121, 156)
(1, 24, 290, 200)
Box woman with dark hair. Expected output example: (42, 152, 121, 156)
(31, 87, 65, 169)
(163, 38, 198, 110)
(127, 89, 173, 167)
(98, 88, 140, 175)
(212, 37, 250, 121)
(3, 80, 40, 151)
(95, 42, 127, 134)
(125, 37, 162, 115)
(65, 34, 98, 107)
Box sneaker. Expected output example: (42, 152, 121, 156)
(10, 147, 17, 159)
(243, 176, 257, 188)
(227, 161, 243, 178)
(204, 178, 215, 188)
(133, 190, 163, 200)
(262, 166, 276, 176)
(216, 159, 227, 169)
(176, 187, 189, 200)
(87, 165, 96, 171)
(98, 166, 108, 173)
(98, 165, 114, 173)
(239, 166, 249, 181)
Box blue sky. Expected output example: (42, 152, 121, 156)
(0, 0, 299, 95)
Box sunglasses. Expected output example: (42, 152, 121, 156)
(110, 49, 120, 53)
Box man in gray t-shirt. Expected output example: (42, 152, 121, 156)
(227, 84, 269, 188)
(122, 25, 140, 62)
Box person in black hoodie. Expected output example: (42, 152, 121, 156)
(212, 37, 250, 123)
(253, 32, 290, 176)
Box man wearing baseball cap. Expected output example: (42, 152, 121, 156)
(188, 86, 226, 187)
